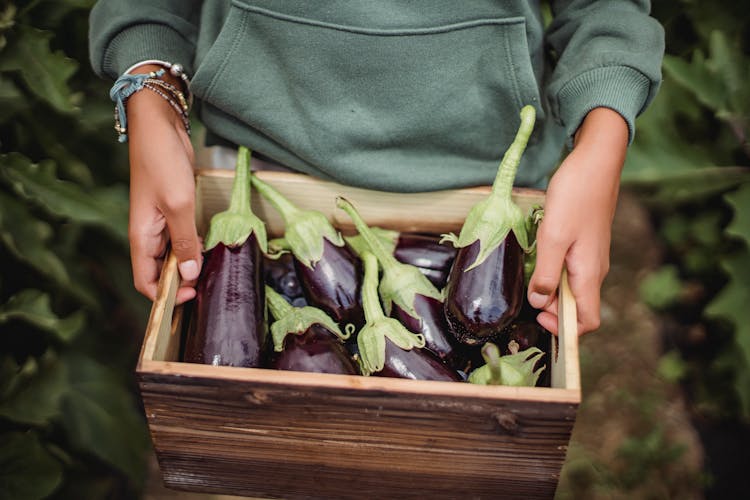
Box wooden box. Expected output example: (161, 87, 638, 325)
(137, 169, 580, 500)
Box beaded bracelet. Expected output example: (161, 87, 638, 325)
(110, 68, 191, 142)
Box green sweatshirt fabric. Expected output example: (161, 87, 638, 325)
(89, 0, 664, 192)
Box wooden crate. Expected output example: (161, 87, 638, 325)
(137, 169, 580, 500)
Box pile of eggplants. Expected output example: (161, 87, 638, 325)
(182, 106, 551, 386)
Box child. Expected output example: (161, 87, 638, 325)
(90, 1, 665, 335)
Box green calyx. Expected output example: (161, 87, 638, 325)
(336, 197, 442, 320)
(344, 227, 398, 258)
(251, 175, 343, 268)
(441, 105, 536, 270)
(204, 146, 268, 252)
(265, 285, 348, 352)
(467, 342, 546, 387)
(357, 251, 425, 376)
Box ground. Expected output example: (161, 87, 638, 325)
(143, 191, 705, 500)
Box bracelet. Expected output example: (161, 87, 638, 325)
(142, 83, 191, 137)
(123, 59, 192, 106)
(110, 68, 191, 143)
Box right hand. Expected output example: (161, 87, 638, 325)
(126, 65, 202, 304)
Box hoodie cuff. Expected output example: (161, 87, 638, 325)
(100, 23, 195, 80)
(556, 66, 651, 147)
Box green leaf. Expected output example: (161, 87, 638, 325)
(0, 431, 63, 500)
(60, 353, 150, 485)
(639, 265, 683, 311)
(0, 75, 27, 121)
(0, 191, 69, 286)
(724, 182, 750, 245)
(705, 252, 750, 405)
(0, 153, 128, 242)
(0, 25, 79, 113)
(0, 352, 68, 426)
(0, 289, 85, 342)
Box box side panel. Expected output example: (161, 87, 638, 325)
(139, 372, 577, 500)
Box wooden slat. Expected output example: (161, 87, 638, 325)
(555, 271, 581, 392)
(194, 169, 546, 237)
(138, 371, 577, 500)
(139, 252, 181, 364)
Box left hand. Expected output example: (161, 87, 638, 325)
(527, 107, 629, 335)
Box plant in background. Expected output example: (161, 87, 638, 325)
(0, 1, 150, 499)
(627, 0, 750, 418)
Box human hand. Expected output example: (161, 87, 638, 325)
(126, 65, 202, 304)
(527, 108, 629, 335)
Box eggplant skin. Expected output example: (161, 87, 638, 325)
(376, 338, 461, 381)
(183, 237, 266, 367)
(394, 234, 456, 276)
(270, 324, 358, 375)
(295, 239, 364, 328)
(392, 296, 460, 365)
(444, 235, 524, 345)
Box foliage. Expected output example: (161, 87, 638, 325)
(627, 0, 750, 420)
(0, 1, 151, 499)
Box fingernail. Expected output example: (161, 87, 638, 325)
(529, 292, 548, 308)
(178, 259, 199, 281)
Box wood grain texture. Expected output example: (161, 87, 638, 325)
(139, 370, 577, 499)
(139, 169, 581, 499)
(194, 169, 546, 237)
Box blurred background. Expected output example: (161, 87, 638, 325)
(0, 1, 747, 498)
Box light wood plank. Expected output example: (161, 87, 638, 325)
(140, 252, 180, 364)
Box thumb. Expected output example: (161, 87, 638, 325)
(164, 200, 202, 282)
(528, 227, 568, 310)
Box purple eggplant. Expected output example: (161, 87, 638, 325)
(356, 251, 459, 381)
(346, 229, 457, 288)
(442, 106, 536, 345)
(337, 198, 461, 364)
(265, 286, 357, 375)
(443, 234, 524, 344)
(251, 176, 364, 329)
(183, 147, 268, 367)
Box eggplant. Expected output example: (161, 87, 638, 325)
(356, 251, 460, 381)
(251, 176, 364, 329)
(263, 252, 306, 306)
(346, 229, 457, 288)
(337, 198, 461, 364)
(265, 286, 357, 375)
(443, 235, 524, 344)
(442, 105, 536, 345)
(183, 147, 268, 367)
(467, 342, 545, 387)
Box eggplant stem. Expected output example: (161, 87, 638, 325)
(336, 197, 398, 272)
(204, 147, 268, 251)
(251, 174, 301, 223)
(265, 285, 294, 319)
(482, 343, 503, 385)
(361, 251, 385, 322)
(491, 106, 536, 201)
(227, 147, 252, 214)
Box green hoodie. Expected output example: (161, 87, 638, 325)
(89, 0, 664, 192)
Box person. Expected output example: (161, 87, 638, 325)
(89, 1, 665, 335)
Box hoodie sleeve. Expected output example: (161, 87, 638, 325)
(89, 0, 202, 80)
(545, 0, 665, 144)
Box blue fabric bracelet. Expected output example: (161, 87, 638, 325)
(109, 68, 166, 143)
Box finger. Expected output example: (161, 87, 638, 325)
(528, 222, 570, 309)
(175, 286, 197, 305)
(566, 269, 602, 335)
(536, 310, 559, 336)
(161, 191, 202, 282)
(130, 227, 167, 301)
